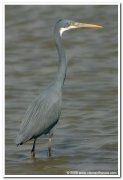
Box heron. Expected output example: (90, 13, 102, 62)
(16, 19, 102, 157)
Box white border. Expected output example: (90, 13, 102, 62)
(2, 1, 120, 178)
(1, 0, 5, 179)
(118, 2, 121, 178)
(3, 1, 121, 5)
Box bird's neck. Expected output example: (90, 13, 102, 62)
(55, 31, 67, 89)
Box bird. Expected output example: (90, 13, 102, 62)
(16, 19, 102, 157)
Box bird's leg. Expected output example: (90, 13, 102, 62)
(48, 138, 52, 157)
(47, 134, 53, 157)
(31, 139, 36, 157)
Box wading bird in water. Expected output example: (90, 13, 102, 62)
(16, 19, 102, 157)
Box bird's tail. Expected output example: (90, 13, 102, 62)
(16, 133, 23, 146)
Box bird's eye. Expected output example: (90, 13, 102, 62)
(70, 21, 74, 26)
(67, 22, 71, 27)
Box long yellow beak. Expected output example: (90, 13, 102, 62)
(72, 22, 103, 29)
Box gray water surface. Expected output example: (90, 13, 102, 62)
(5, 5, 118, 175)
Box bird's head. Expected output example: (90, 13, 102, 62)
(55, 19, 103, 36)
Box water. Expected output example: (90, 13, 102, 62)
(5, 5, 118, 175)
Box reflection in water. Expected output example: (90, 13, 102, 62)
(5, 5, 118, 175)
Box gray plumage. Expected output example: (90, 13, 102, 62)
(16, 82, 62, 145)
(16, 19, 102, 156)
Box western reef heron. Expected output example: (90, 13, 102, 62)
(16, 19, 102, 157)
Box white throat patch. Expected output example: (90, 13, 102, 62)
(59, 26, 76, 36)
